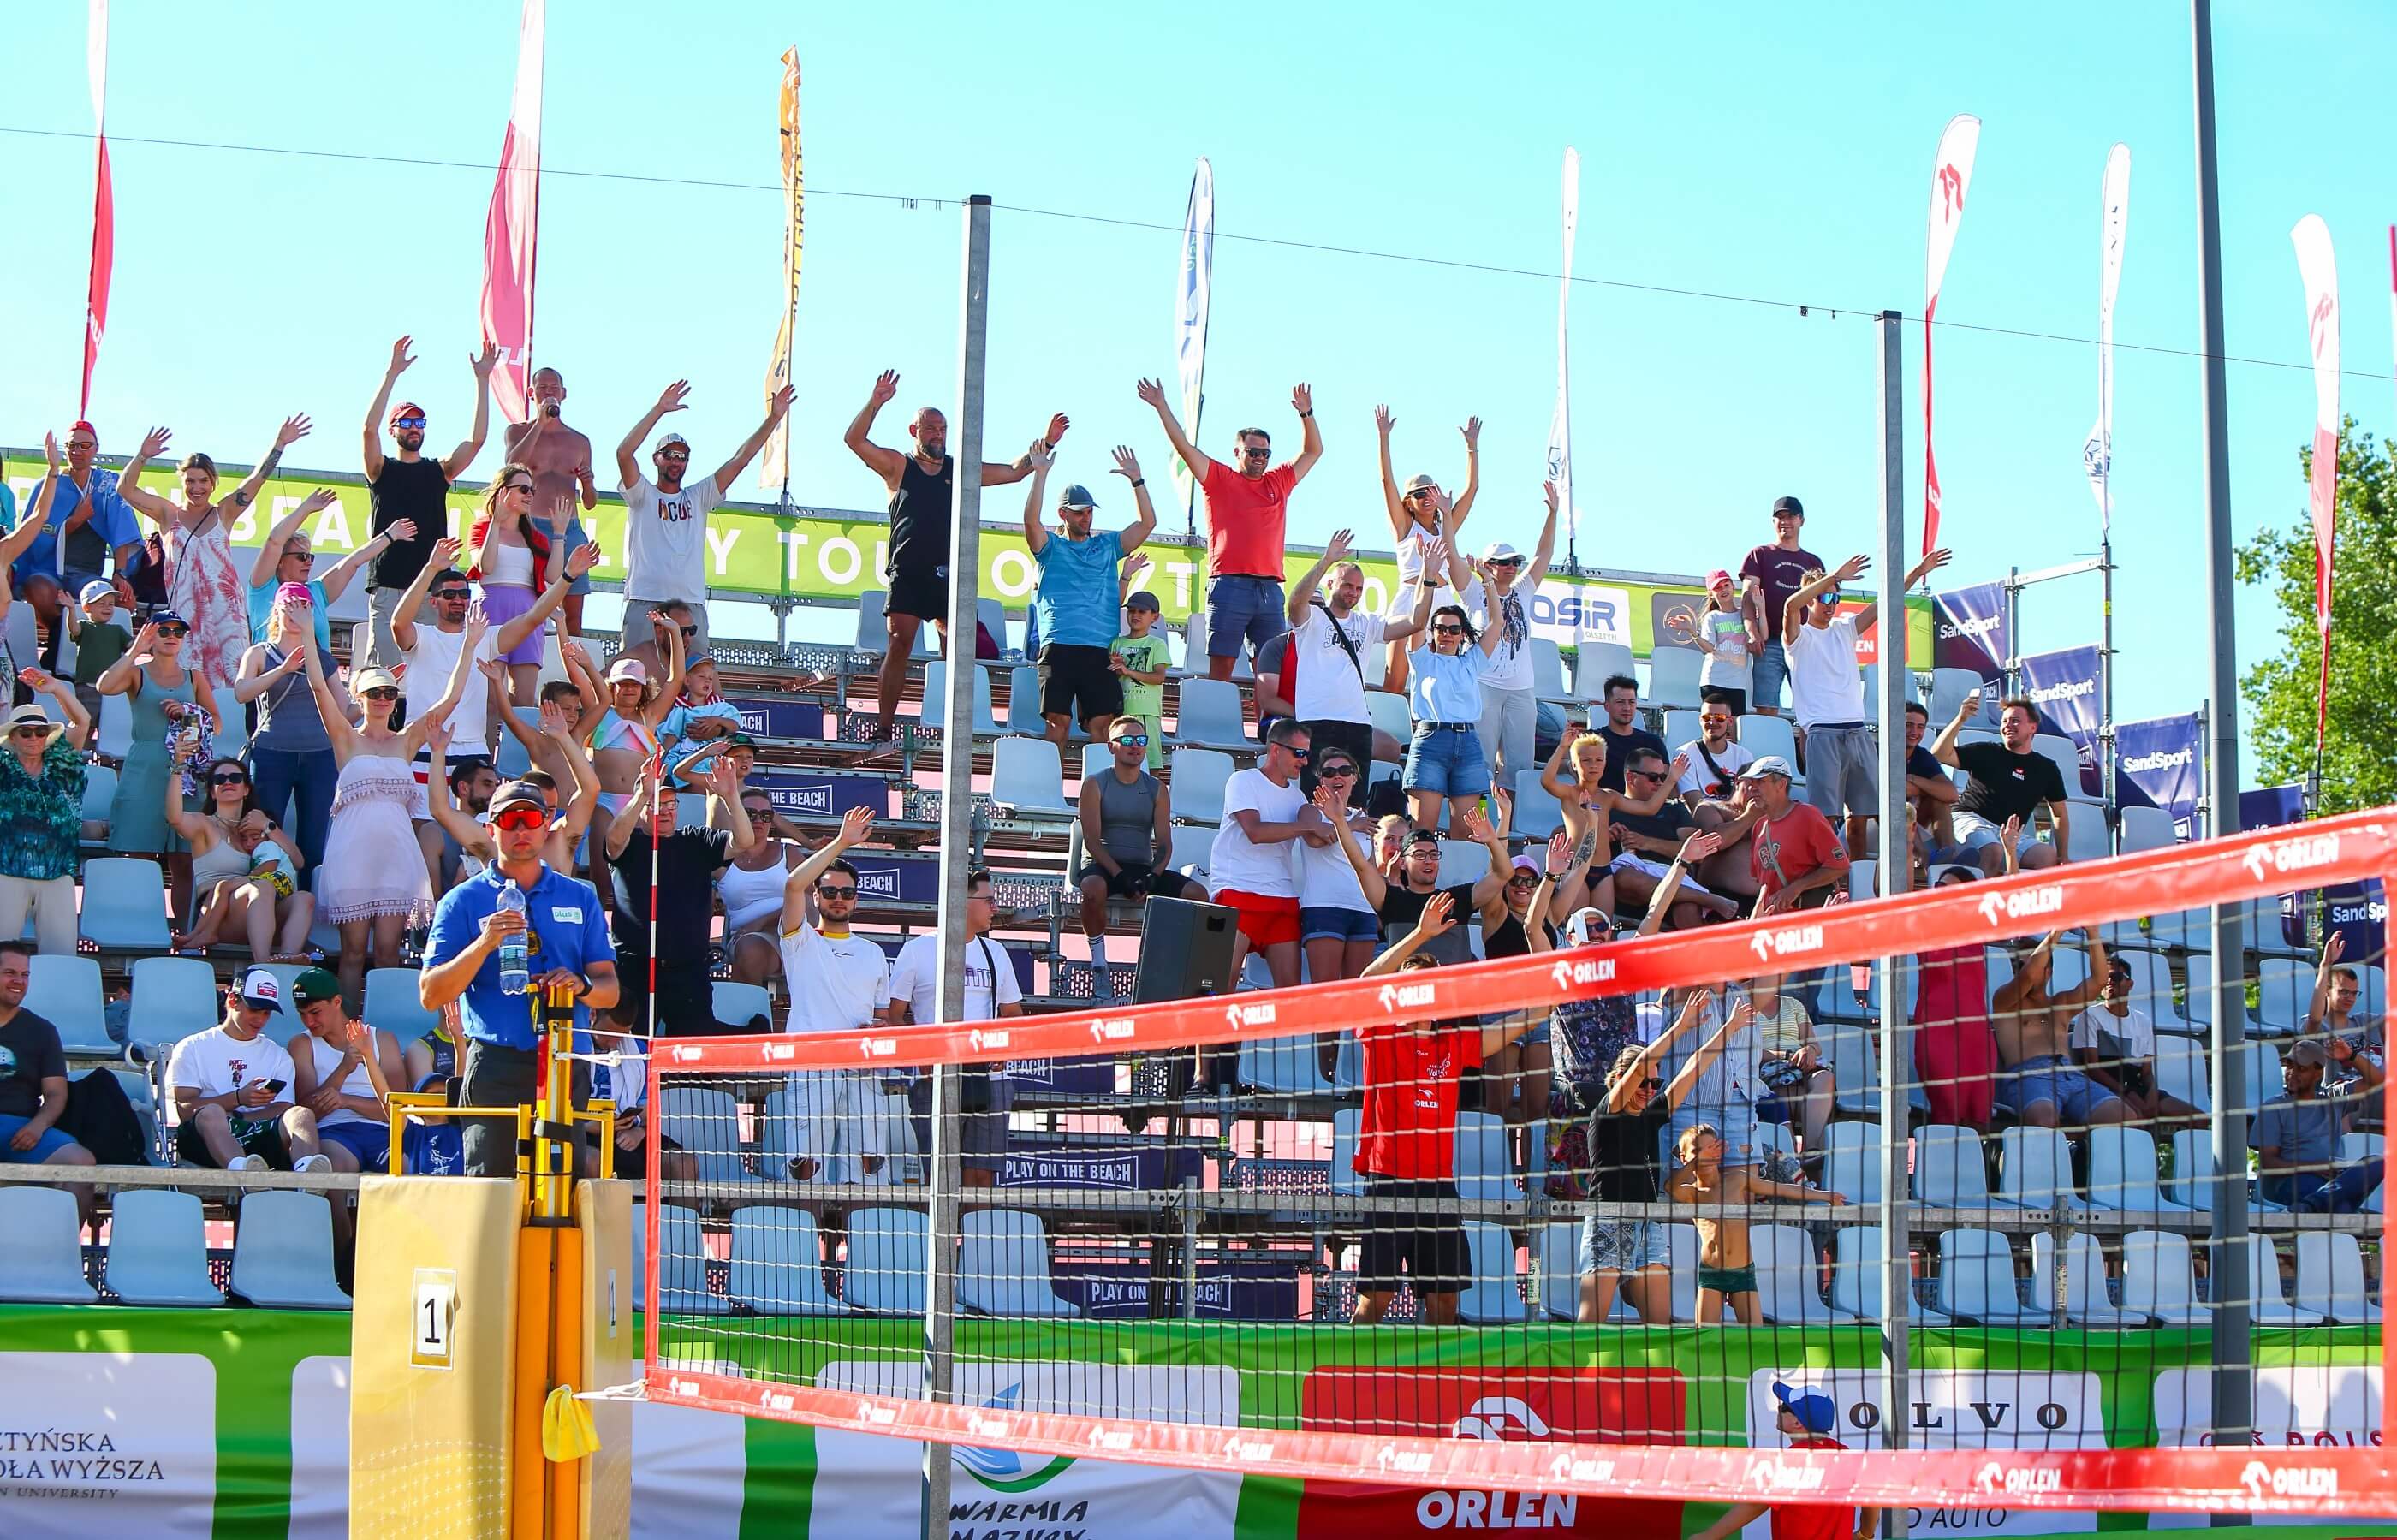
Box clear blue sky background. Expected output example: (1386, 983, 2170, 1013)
(2, 2, 2389, 749)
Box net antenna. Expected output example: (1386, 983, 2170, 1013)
(645, 809, 2397, 1519)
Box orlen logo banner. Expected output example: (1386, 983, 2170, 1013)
(1294, 1366, 1684, 1537)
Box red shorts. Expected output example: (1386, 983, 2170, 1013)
(1216, 889, 1302, 949)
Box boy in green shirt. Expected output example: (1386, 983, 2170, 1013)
(69, 580, 133, 724)
(1109, 589, 1170, 770)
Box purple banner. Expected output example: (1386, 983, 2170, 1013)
(2323, 882, 2388, 965)
(1931, 581, 2008, 681)
(746, 769, 888, 822)
(2239, 783, 2306, 832)
(722, 693, 825, 740)
(2114, 714, 2202, 839)
(2017, 645, 2103, 795)
(1054, 1260, 1301, 1321)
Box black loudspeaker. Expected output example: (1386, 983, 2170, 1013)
(1128, 896, 1242, 1097)
(1131, 895, 1240, 1002)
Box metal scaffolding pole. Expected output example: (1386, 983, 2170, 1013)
(920, 193, 993, 1539)
(2190, 0, 2254, 1477)
(1871, 310, 1912, 1540)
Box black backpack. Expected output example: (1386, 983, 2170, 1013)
(60, 1068, 152, 1165)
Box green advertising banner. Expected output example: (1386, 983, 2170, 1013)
(0, 1305, 2377, 1538)
(1, 454, 1934, 660)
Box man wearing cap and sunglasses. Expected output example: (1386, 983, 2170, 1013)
(0, 669, 92, 955)
(614, 378, 795, 656)
(421, 777, 620, 1178)
(1022, 441, 1157, 750)
(360, 335, 498, 668)
(1135, 376, 1324, 683)
(1781, 546, 1950, 859)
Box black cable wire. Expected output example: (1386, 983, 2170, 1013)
(7, 121, 2392, 384)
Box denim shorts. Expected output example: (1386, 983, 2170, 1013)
(1205, 575, 1288, 660)
(562, 515, 592, 596)
(1995, 1053, 2120, 1122)
(1404, 723, 1490, 798)
(1579, 1215, 1668, 1275)
(1299, 904, 1380, 944)
(1752, 638, 1788, 712)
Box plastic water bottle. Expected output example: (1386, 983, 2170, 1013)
(497, 882, 531, 994)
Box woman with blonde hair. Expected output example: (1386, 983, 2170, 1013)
(470, 461, 568, 705)
(235, 584, 340, 871)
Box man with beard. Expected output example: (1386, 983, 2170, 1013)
(503, 366, 601, 639)
(16, 421, 142, 598)
(615, 380, 794, 655)
(360, 336, 497, 667)
(845, 370, 1066, 745)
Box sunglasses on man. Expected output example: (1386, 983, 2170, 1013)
(817, 883, 858, 900)
(1113, 733, 1148, 748)
(491, 807, 550, 833)
(392, 416, 427, 430)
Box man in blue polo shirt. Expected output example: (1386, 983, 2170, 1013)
(421, 778, 620, 1177)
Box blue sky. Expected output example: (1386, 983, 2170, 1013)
(2, 2, 2390, 748)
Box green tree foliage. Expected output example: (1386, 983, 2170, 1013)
(2236, 418, 2397, 813)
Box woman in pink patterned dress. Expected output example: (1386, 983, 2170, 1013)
(116, 415, 313, 695)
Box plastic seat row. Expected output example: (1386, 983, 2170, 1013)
(1841, 1121, 2382, 1214)
(0, 1186, 347, 1309)
(635, 1202, 1078, 1317)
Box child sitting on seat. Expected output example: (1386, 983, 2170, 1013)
(1666, 1121, 1844, 1323)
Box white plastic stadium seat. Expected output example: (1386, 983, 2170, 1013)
(1508, 770, 1567, 841)
(1660, 709, 1702, 750)
(1454, 1110, 1521, 1203)
(1823, 1121, 1884, 1206)
(854, 590, 932, 656)
(725, 1206, 845, 1315)
(2253, 959, 2312, 1036)
(920, 661, 1000, 735)
(79, 856, 173, 949)
(1914, 1124, 2011, 1209)
(2154, 1042, 2210, 1116)
(1168, 747, 1234, 826)
(1645, 647, 1704, 710)
(2085, 1127, 2192, 1212)
(1829, 1224, 1948, 1325)
(2120, 1230, 2207, 1325)
(1997, 1126, 2090, 1210)
(1007, 666, 1045, 735)
(1329, 1107, 1364, 1197)
(1436, 839, 1490, 889)
(1573, 642, 1637, 703)
(644, 1202, 730, 1314)
(0, 1188, 98, 1303)
(1455, 1221, 1528, 1323)
(2062, 810, 2112, 864)
(2245, 1236, 2324, 1326)
(366, 966, 444, 1044)
(657, 1087, 770, 1190)
(1736, 714, 1797, 769)
(1365, 691, 1412, 758)
(27, 955, 112, 1055)
(1529, 638, 1570, 700)
(228, 1191, 352, 1309)
(711, 981, 774, 1034)
(81, 762, 117, 827)
(1936, 1228, 2038, 1325)
(845, 1206, 931, 1315)
(2031, 734, 2097, 804)
(2029, 1231, 2133, 1326)
(128, 956, 223, 1061)
(959, 1209, 1080, 1318)
(2117, 806, 2177, 854)
(1239, 1037, 1336, 1097)
(103, 1189, 225, 1306)
(1756, 1223, 1855, 1324)
(2117, 952, 2193, 1036)
(1183, 609, 1252, 681)
(989, 736, 1074, 817)
(2293, 1232, 2379, 1324)
(1929, 668, 1996, 728)
(1174, 677, 1251, 750)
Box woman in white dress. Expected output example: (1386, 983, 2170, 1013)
(116, 416, 314, 695)
(300, 614, 485, 1007)
(1373, 404, 1480, 696)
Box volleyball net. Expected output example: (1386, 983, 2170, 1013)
(641, 808, 2395, 1519)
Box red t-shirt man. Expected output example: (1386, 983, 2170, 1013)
(1749, 801, 1845, 903)
(1353, 1018, 1482, 1180)
(1200, 460, 1296, 579)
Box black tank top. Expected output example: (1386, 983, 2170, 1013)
(1483, 909, 1555, 960)
(887, 455, 954, 576)
(367, 456, 455, 589)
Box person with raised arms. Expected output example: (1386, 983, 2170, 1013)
(776, 806, 896, 1183)
(359, 336, 498, 666)
(613, 379, 794, 654)
(1371, 404, 1479, 696)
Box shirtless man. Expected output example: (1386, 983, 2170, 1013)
(1990, 927, 2124, 1130)
(502, 367, 599, 639)
(1666, 1121, 1843, 1324)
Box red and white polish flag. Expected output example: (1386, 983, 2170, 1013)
(1922, 114, 1980, 558)
(2290, 214, 2339, 746)
(479, 0, 546, 426)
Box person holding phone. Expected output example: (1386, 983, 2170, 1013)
(164, 967, 332, 1174)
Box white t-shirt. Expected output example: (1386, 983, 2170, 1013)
(1288, 605, 1386, 724)
(404, 621, 503, 747)
(889, 933, 1023, 1026)
(1675, 735, 1758, 799)
(2071, 1004, 2156, 1062)
(1787, 614, 1865, 727)
(778, 923, 892, 1034)
(1465, 577, 1536, 693)
(166, 1024, 295, 1107)
(1294, 817, 1373, 913)
(297, 1030, 381, 1128)
(622, 472, 727, 603)
(1207, 767, 1307, 898)
(1389, 525, 1459, 619)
